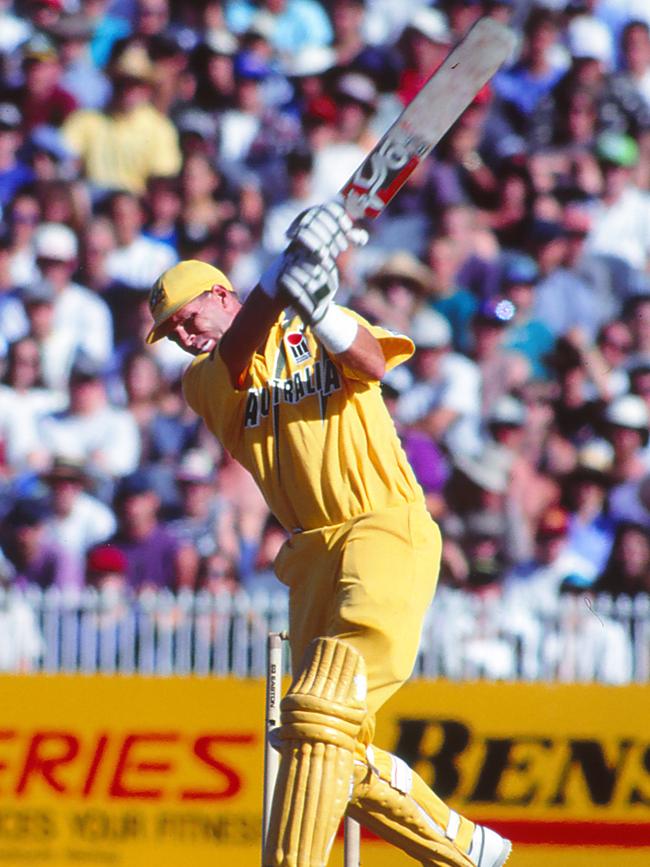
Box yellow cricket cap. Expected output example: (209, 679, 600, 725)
(146, 259, 233, 344)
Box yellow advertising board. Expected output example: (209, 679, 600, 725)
(0, 675, 648, 866)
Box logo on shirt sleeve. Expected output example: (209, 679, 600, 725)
(285, 331, 311, 364)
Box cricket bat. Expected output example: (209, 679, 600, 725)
(340, 17, 516, 220)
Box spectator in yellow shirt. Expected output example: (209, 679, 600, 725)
(61, 43, 181, 195)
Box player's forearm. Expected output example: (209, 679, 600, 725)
(219, 285, 285, 386)
(334, 323, 386, 381)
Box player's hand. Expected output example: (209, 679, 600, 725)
(286, 199, 368, 262)
(278, 244, 338, 324)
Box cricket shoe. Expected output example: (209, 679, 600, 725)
(467, 824, 512, 867)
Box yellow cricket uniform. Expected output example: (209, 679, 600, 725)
(183, 307, 440, 720)
(184, 308, 484, 866)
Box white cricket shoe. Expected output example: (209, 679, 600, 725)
(467, 824, 512, 867)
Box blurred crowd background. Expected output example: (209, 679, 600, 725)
(2, 0, 650, 646)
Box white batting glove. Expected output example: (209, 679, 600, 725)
(278, 245, 338, 324)
(286, 199, 369, 262)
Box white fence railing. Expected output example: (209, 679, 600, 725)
(1, 586, 649, 683)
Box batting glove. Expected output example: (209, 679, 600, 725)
(275, 244, 337, 324)
(286, 199, 369, 262)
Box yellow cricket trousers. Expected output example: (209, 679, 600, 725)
(274, 499, 440, 740)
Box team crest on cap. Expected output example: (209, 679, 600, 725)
(285, 331, 310, 364)
(149, 279, 166, 313)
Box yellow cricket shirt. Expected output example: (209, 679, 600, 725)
(182, 309, 425, 532)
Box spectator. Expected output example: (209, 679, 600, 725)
(7, 33, 77, 133)
(583, 319, 633, 401)
(593, 519, 650, 598)
(50, 12, 111, 110)
(78, 216, 119, 298)
(142, 175, 182, 249)
(262, 148, 318, 255)
(42, 456, 116, 562)
(84, 543, 132, 633)
(27, 134, 71, 187)
(0, 556, 43, 673)
(425, 236, 478, 354)
(196, 549, 240, 594)
(531, 15, 650, 149)
(191, 28, 238, 115)
(626, 352, 650, 415)
(618, 19, 650, 110)
(215, 449, 270, 580)
(310, 71, 379, 201)
(559, 439, 616, 583)
(485, 158, 534, 249)
(381, 366, 450, 521)
(329, 0, 398, 88)
(0, 229, 28, 353)
(19, 278, 77, 392)
(396, 7, 452, 108)
(33, 221, 113, 371)
(103, 189, 177, 291)
(239, 514, 289, 595)
(458, 510, 508, 597)
(61, 43, 182, 195)
(109, 0, 174, 58)
(0, 496, 81, 590)
(24, 0, 64, 34)
(39, 355, 141, 486)
(624, 294, 650, 356)
(603, 393, 650, 485)
(217, 217, 265, 299)
(561, 205, 621, 326)
(544, 335, 607, 447)
(357, 251, 434, 335)
(108, 469, 191, 591)
(0, 338, 49, 473)
(503, 505, 590, 614)
(487, 393, 558, 564)
(441, 440, 514, 585)
(499, 252, 555, 380)
(0, 1, 32, 56)
(219, 50, 299, 192)
(585, 132, 650, 272)
(85, 542, 129, 595)
(395, 307, 482, 457)
(166, 448, 238, 568)
(528, 219, 602, 340)
(179, 152, 235, 242)
(439, 202, 502, 302)
(224, 0, 333, 56)
(82, 0, 132, 69)
(6, 190, 41, 288)
(0, 103, 34, 212)
(470, 298, 530, 414)
(491, 6, 565, 137)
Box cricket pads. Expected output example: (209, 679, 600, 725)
(263, 637, 367, 867)
(348, 745, 476, 867)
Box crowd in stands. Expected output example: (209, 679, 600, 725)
(1, 0, 650, 634)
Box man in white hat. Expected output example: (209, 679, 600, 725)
(33, 221, 113, 372)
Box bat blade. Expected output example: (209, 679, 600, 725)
(340, 17, 516, 220)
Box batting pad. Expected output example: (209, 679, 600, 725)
(348, 745, 477, 867)
(263, 637, 367, 867)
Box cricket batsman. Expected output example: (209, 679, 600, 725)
(146, 201, 512, 867)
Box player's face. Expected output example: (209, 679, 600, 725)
(167, 289, 230, 356)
